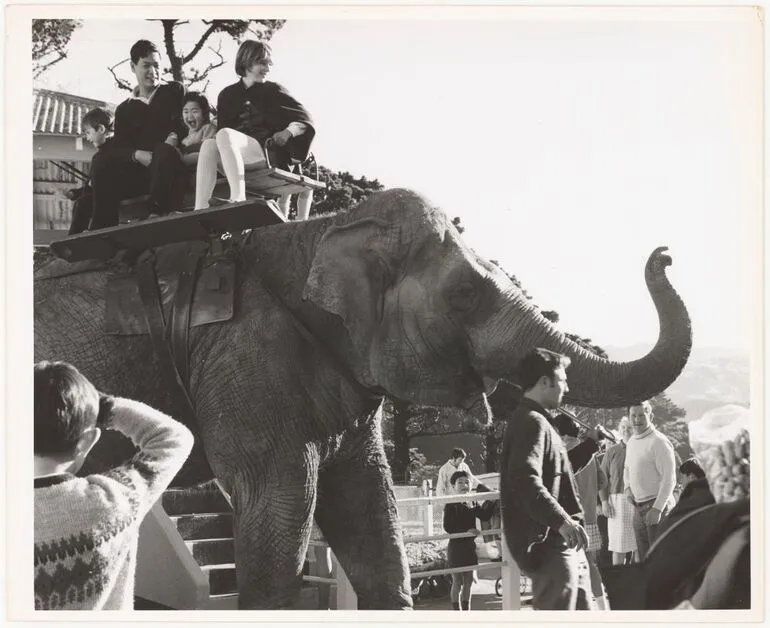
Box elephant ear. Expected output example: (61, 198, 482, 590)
(302, 218, 395, 376)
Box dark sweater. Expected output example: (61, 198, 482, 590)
(443, 487, 496, 565)
(216, 79, 315, 164)
(443, 497, 495, 535)
(500, 397, 586, 570)
(111, 82, 186, 161)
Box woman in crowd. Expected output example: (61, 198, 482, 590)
(194, 39, 316, 219)
(600, 417, 639, 564)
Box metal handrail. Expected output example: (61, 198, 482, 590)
(397, 490, 500, 507)
(404, 528, 503, 544)
(411, 561, 507, 580)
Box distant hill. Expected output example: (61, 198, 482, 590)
(604, 345, 750, 422)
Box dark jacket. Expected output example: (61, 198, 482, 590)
(111, 82, 187, 161)
(500, 397, 589, 571)
(443, 489, 496, 535)
(601, 498, 749, 610)
(658, 477, 716, 537)
(216, 79, 315, 165)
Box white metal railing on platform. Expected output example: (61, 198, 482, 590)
(141, 475, 517, 610)
(302, 476, 522, 611)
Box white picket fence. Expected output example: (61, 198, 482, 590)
(305, 473, 523, 610)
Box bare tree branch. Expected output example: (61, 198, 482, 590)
(161, 19, 183, 81)
(107, 58, 133, 92)
(107, 20, 285, 88)
(186, 43, 225, 88)
(33, 54, 68, 79)
(182, 22, 220, 64)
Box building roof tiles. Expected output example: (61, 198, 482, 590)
(33, 89, 115, 137)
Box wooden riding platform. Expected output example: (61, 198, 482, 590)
(244, 163, 326, 198)
(50, 198, 286, 263)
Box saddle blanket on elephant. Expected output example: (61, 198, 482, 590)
(103, 241, 237, 335)
(36, 240, 238, 336)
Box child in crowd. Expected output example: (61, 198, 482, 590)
(67, 107, 113, 235)
(442, 470, 495, 611)
(179, 92, 217, 167)
(34, 361, 193, 610)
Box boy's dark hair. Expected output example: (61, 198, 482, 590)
(451, 448, 466, 460)
(82, 108, 113, 133)
(680, 457, 706, 479)
(450, 470, 470, 486)
(130, 39, 159, 64)
(235, 39, 272, 77)
(34, 361, 99, 455)
(183, 92, 211, 123)
(517, 347, 571, 391)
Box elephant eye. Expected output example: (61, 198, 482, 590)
(448, 282, 478, 312)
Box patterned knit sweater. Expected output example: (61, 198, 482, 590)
(34, 398, 194, 610)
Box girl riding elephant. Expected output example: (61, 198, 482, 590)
(194, 39, 315, 219)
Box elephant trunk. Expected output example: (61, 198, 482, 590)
(473, 247, 692, 409)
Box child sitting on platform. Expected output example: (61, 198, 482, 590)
(67, 107, 114, 235)
(33, 361, 194, 610)
(179, 92, 217, 167)
(443, 470, 495, 611)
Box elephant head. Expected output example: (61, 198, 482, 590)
(302, 188, 691, 409)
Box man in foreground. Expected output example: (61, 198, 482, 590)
(34, 361, 193, 610)
(500, 348, 595, 610)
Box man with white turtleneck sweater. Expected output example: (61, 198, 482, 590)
(623, 401, 676, 560)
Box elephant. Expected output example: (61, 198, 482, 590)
(34, 187, 692, 609)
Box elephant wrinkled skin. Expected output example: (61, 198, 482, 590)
(34, 188, 691, 609)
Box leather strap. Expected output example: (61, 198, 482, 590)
(136, 256, 201, 429)
(168, 246, 207, 384)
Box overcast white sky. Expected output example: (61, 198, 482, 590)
(32, 8, 762, 355)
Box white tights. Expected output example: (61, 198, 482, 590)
(194, 127, 313, 219)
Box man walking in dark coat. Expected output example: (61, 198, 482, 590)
(500, 348, 597, 610)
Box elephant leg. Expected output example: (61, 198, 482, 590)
(315, 436, 412, 610)
(230, 455, 318, 609)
